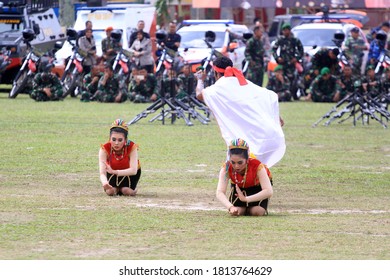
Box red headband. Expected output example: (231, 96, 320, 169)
(213, 65, 247, 86)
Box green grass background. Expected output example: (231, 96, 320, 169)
(0, 93, 389, 260)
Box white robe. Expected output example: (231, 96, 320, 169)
(203, 76, 286, 167)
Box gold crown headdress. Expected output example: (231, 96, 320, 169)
(110, 119, 128, 132)
(229, 138, 249, 150)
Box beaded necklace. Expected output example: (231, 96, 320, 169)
(112, 147, 125, 161)
(233, 164, 248, 186)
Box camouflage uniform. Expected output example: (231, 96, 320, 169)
(80, 71, 103, 101)
(244, 36, 265, 86)
(101, 37, 121, 62)
(309, 74, 341, 102)
(101, 37, 121, 55)
(344, 36, 366, 76)
(266, 73, 291, 102)
(161, 75, 182, 99)
(128, 73, 159, 103)
(361, 74, 382, 98)
(30, 73, 63, 101)
(95, 74, 127, 103)
(381, 71, 390, 95)
(271, 34, 304, 79)
(339, 73, 356, 99)
(177, 72, 196, 99)
(311, 48, 341, 76)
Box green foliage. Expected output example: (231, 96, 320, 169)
(155, 0, 171, 27)
(0, 94, 389, 259)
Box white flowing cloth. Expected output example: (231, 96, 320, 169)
(203, 76, 286, 167)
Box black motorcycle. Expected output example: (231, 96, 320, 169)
(154, 31, 184, 79)
(9, 29, 42, 98)
(110, 30, 133, 87)
(199, 31, 225, 86)
(61, 28, 87, 98)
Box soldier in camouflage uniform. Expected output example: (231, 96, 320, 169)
(128, 67, 159, 103)
(337, 65, 356, 99)
(177, 64, 196, 99)
(266, 65, 291, 102)
(307, 67, 341, 102)
(80, 66, 103, 102)
(311, 48, 341, 77)
(271, 23, 304, 87)
(244, 26, 265, 86)
(30, 60, 63, 101)
(94, 64, 127, 103)
(101, 26, 122, 62)
(381, 67, 390, 95)
(344, 27, 368, 76)
(361, 65, 382, 98)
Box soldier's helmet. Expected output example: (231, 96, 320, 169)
(110, 29, 122, 42)
(66, 28, 78, 40)
(22, 29, 36, 42)
(156, 29, 167, 44)
(333, 30, 345, 41)
(376, 30, 387, 41)
(205, 31, 216, 43)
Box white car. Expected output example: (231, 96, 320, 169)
(291, 22, 369, 59)
(177, 20, 250, 71)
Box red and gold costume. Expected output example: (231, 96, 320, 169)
(101, 140, 141, 190)
(225, 157, 272, 211)
(101, 141, 140, 170)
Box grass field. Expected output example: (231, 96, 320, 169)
(0, 92, 389, 260)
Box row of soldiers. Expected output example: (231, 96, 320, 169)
(30, 54, 390, 104)
(245, 21, 390, 103)
(78, 63, 195, 103)
(267, 62, 390, 103)
(29, 61, 195, 103)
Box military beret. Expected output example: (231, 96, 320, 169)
(366, 65, 375, 73)
(282, 23, 291, 30)
(321, 67, 330, 76)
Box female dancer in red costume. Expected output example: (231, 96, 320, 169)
(216, 138, 273, 216)
(99, 119, 141, 196)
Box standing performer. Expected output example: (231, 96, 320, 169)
(196, 56, 285, 168)
(216, 139, 273, 216)
(99, 119, 141, 196)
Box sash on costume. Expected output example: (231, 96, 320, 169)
(203, 77, 285, 167)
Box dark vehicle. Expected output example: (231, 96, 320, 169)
(0, 0, 65, 84)
(268, 14, 309, 43)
